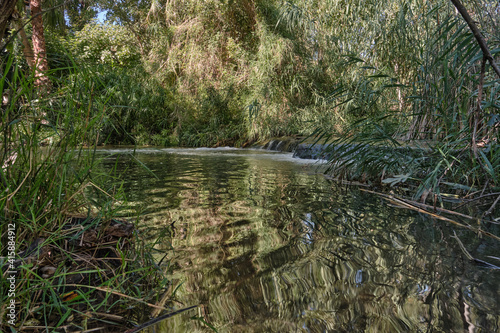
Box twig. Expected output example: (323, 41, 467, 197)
(483, 193, 500, 217)
(124, 305, 198, 333)
(451, 231, 500, 269)
(361, 189, 500, 241)
(455, 191, 500, 210)
(397, 197, 479, 221)
(150, 283, 173, 318)
(451, 231, 474, 260)
(363, 189, 491, 223)
(480, 179, 489, 197)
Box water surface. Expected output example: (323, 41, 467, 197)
(96, 147, 500, 332)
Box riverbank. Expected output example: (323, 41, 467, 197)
(1, 214, 174, 332)
(0, 63, 179, 333)
(251, 136, 499, 220)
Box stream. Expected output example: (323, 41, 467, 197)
(96, 147, 500, 332)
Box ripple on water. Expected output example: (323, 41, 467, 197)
(93, 147, 500, 333)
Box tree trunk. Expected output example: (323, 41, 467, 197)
(0, 0, 17, 44)
(13, 10, 35, 70)
(30, 0, 51, 92)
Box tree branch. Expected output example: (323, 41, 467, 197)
(450, 0, 500, 78)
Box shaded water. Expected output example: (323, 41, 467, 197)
(96, 147, 500, 332)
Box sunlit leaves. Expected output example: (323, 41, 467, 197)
(71, 21, 141, 67)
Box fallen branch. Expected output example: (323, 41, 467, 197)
(124, 305, 199, 333)
(451, 231, 500, 269)
(396, 197, 481, 222)
(361, 189, 500, 241)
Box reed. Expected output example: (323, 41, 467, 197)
(309, 4, 499, 211)
(0, 54, 178, 332)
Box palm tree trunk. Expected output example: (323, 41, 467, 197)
(30, 0, 51, 92)
(13, 11, 35, 70)
(0, 0, 17, 44)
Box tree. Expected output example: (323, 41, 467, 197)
(0, 0, 17, 45)
(30, 0, 51, 91)
(13, 8, 35, 70)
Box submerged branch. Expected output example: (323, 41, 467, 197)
(451, 231, 500, 269)
(361, 189, 500, 241)
(124, 305, 199, 333)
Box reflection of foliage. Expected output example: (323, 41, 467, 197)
(96, 151, 500, 332)
(179, 85, 246, 147)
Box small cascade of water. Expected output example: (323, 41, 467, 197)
(255, 137, 299, 153)
(266, 140, 278, 150)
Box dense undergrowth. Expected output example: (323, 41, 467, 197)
(4, 0, 497, 204)
(30, 0, 343, 147)
(1, 0, 499, 329)
(0, 57, 179, 332)
(314, 12, 500, 212)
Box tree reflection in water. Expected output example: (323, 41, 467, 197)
(96, 148, 500, 332)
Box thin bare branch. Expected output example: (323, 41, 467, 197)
(450, 0, 500, 78)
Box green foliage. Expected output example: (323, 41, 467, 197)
(315, 2, 500, 202)
(70, 21, 141, 67)
(65, 0, 98, 31)
(85, 0, 342, 144)
(89, 66, 171, 145)
(178, 85, 246, 147)
(0, 53, 171, 331)
(8, 0, 499, 202)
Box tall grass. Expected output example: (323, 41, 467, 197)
(0, 55, 175, 331)
(313, 7, 499, 208)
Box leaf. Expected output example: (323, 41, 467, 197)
(441, 182, 476, 191)
(479, 150, 497, 183)
(382, 173, 411, 186)
(490, 47, 500, 55)
(8, 119, 22, 126)
(128, 153, 159, 180)
(191, 316, 218, 332)
(56, 309, 73, 327)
